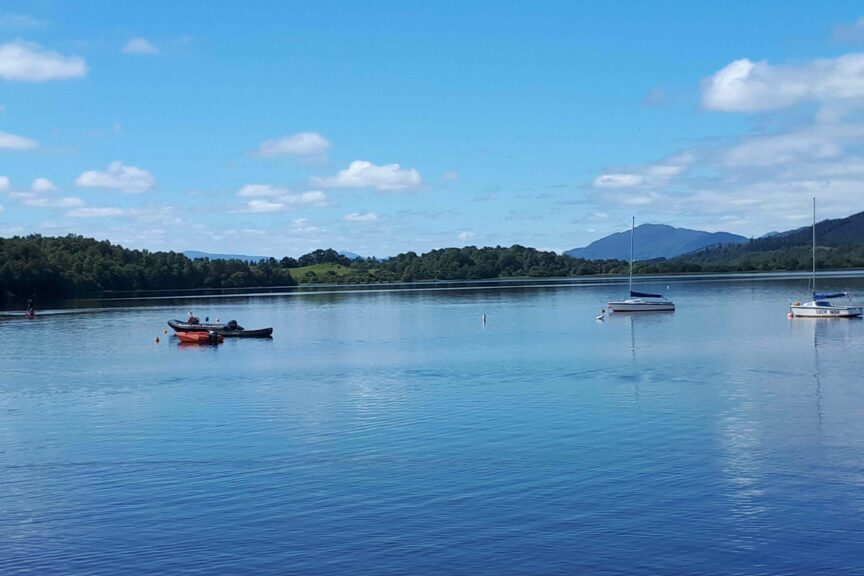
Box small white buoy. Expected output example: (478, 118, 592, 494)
(482, 313, 487, 325)
(596, 308, 605, 321)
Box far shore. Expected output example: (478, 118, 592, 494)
(3, 268, 864, 315)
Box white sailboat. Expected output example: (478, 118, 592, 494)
(608, 217, 675, 312)
(790, 198, 862, 318)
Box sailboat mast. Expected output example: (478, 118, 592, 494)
(812, 197, 816, 294)
(629, 216, 634, 294)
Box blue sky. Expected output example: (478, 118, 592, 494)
(3, 2, 864, 257)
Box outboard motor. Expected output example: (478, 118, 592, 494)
(208, 331, 218, 344)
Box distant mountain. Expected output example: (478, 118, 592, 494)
(339, 250, 362, 260)
(565, 224, 748, 261)
(184, 250, 270, 262)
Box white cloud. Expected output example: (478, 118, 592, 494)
(244, 199, 285, 213)
(0, 175, 9, 191)
(0, 40, 87, 81)
(458, 231, 475, 241)
(122, 37, 158, 55)
(239, 190, 330, 212)
(258, 132, 331, 158)
(21, 195, 84, 208)
(282, 190, 330, 206)
(314, 160, 423, 191)
(237, 184, 284, 197)
(75, 161, 155, 193)
(343, 212, 379, 222)
(594, 153, 693, 190)
(66, 206, 127, 218)
(0, 131, 37, 149)
(31, 177, 56, 192)
(702, 54, 864, 112)
(593, 173, 645, 188)
(0, 14, 49, 30)
(833, 17, 864, 44)
(289, 218, 321, 234)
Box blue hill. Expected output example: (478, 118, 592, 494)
(565, 224, 748, 261)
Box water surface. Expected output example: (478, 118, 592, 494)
(2, 277, 864, 574)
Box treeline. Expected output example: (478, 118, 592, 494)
(657, 242, 864, 274)
(5, 232, 864, 304)
(293, 245, 627, 283)
(0, 235, 297, 302)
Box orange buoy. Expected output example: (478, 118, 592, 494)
(786, 313, 794, 319)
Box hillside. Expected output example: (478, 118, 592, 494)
(566, 224, 747, 260)
(675, 210, 864, 264)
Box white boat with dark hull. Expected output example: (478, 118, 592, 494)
(609, 290, 675, 312)
(790, 198, 862, 319)
(608, 217, 675, 313)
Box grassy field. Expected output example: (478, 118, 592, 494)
(288, 263, 354, 282)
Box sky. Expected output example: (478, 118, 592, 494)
(3, 2, 864, 258)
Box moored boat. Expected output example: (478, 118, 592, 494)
(168, 319, 233, 332)
(608, 217, 675, 313)
(167, 319, 273, 338)
(790, 199, 862, 319)
(608, 291, 675, 312)
(176, 331, 224, 344)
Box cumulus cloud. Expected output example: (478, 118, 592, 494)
(0, 40, 87, 81)
(122, 37, 158, 55)
(457, 231, 475, 241)
(31, 177, 56, 192)
(75, 161, 155, 193)
(0, 176, 9, 191)
(258, 132, 331, 158)
(0, 131, 37, 149)
(343, 212, 379, 222)
(314, 160, 422, 191)
(702, 54, 864, 112)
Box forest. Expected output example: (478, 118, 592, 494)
(3, 228, 864, 305)
(0, 235, 297, 303)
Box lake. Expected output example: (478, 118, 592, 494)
(2, 275, 864, 575)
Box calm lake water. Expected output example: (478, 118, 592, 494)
(2, 275, 864, 575)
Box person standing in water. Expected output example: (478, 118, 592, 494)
(26, 297, 35, 319)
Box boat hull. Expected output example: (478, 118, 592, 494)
(176, 331, 224, 344)
(790, 304, 862, 318)
(216, 327, 273, 338)
(608, 299, 675, 312)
